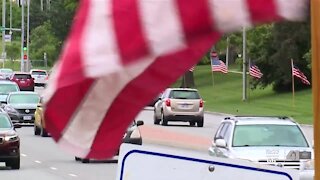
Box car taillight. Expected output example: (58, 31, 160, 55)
(200, 99, 204, 108)
(165, 99, 171, 107)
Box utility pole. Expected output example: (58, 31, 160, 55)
(2, 0, 6, 66)
(20, 0, 24, 72)
(242, 27, 248, 101)
(40, 0, 43, 11)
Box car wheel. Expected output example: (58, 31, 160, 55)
(40, 127, 49, 137)
(189, 122, 196, 126)
(34, 125, 40, 135)
(197, 119, 204, 127)
(7, 156, 20, 169)
(153, 111, 160, 125)
(161, 112, 168, 126)
(75, 157, 81, 161)
(81, 159, 90, 163)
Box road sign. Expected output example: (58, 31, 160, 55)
(117, 144, 299, 180)
(4, 34, 11, 42)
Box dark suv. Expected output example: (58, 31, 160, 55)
(10, 72, 35, 91)
(0, 112, 21, 169)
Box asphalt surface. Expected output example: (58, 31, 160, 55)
(0, 87, 313, 180)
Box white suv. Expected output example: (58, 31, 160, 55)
(30, 69, 48, 87)
(208, 116, 314, 180)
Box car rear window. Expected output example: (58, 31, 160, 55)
(169, 90, 200, 99)
(0, 115, 11, 128)
(31, 71, 47, 75)
(14, 74, 32, 79)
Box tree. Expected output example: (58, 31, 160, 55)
(29, 22, 59, 65)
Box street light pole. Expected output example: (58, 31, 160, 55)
(242, 27, 248, 101)
(20, 0, 24, 72)
(26, 0, 29, 71)
(2, 0, 6, 67)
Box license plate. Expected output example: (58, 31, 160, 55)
(179, 104, 189, 109)
(23, 116, 32, 120)
(20, 80, 25, 83)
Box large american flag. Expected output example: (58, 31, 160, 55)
(212, 59, 228, 73)
(249, 63, 263, 79)
(44, 0, 308, 159)
(292, 65, 311, 85)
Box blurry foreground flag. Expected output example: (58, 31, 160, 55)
(44, 0, 309, 159)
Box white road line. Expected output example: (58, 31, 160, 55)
(68, 174, 78, 177)
(21, 154, 27, 157)
(50, 167, 58, 170)
(34, 160, 42, 164)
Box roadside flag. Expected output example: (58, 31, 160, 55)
(189, 66, 195, 72)
(44, 0, 309, 159)
(249, 62, 263, 79)
(291, 62, 311, 85)
(211, 59, 228, 73)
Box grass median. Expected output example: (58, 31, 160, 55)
(175, 65, 312, 124)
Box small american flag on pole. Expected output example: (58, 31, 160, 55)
(212, 59, 228, 73)
(44, 0, 308, 159)
(189, 66, 195, 72)
(292, 64, 311, 85)
(249, 62, 263, 79)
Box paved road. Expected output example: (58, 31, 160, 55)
(1, 87, 311, 180)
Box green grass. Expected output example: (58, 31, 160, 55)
(0, 60, 50, 71)
(176, 65, 313, 124)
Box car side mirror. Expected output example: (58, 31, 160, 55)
(215, 139, 227, 148)
(14, 123, 21, 129)
(136, 120, 144, 126)
(37, 103, 43, 108)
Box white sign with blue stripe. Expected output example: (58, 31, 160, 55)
(116, 144, 298, 180)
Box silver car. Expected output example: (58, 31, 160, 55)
(30, 69, 48, 87)
(208, 116, 314, 180)
(154, 88, 204, 127)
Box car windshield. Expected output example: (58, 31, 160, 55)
(8, 94, 40, 104)
(233, 125, 309, 147)
(31, 71, 47, 76)
(14, 74, 32, 79)
(0, 114, 11, 128)
(169, 90, 200, 99)
(0, 84, 19, 94)
(0, 69, 13, 73)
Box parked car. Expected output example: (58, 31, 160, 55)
(0, 112, 21, 169)
(208, 116, 314, 180)
(30, 69, 48, 87)
(10, 72, 35, 91)
(0, 68, 13, 80)
(154, 88, 204, 127)
(34, 97, 49, 137)
(0, 80, 20, 103)
(2, 92, 40, 125)
(75, 120, 144, 163)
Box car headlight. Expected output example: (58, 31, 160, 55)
(4, 134, 19, 141)
(5, 106, 18, 114)
(303, 160, 314, 170)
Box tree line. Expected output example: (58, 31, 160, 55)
(3, 1, 310, 93)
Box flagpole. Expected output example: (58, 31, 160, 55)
(291, 59, 295, 107)
(311, 0, 320, 178)
(248, 58, 251, 102)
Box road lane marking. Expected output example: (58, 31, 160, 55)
(50, 167, 57, 170)
(21, 154, 27, 157)
(34, 160, 42, 164)
(68, 173, 78, 177)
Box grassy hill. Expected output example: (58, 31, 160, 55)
(175, 65, 313, 124)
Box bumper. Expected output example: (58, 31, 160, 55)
(9, 113, 35, 124)
(163, 107, 204, 122)
(300, 170, 314, 180)
(0, 141, 20, 162)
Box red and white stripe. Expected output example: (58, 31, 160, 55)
(44, 0, 309, 159)
(249, 65, 263, 79)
